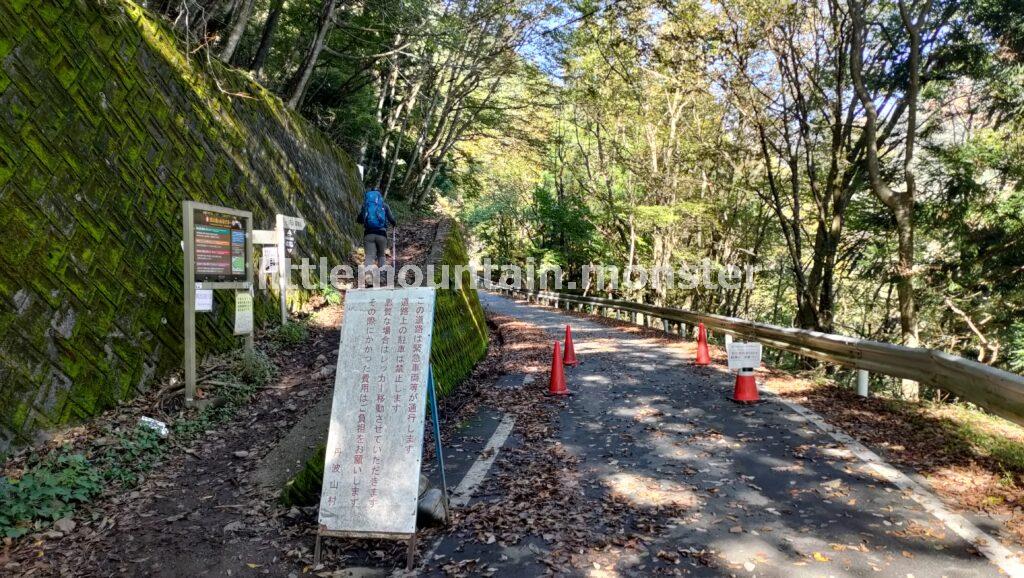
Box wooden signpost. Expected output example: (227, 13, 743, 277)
(182, 201, 254, 406)
(315, 287, 446, 570)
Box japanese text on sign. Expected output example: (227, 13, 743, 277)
(194, 209, 247, 281)
(727, 342, 762, 370)
(319, 288, 436, 536)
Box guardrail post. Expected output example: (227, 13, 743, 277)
(662, 319, 669, 333)
(678, 323, 686, 337)
(857, 369, 869, 397)
(724, 333, 733, 351)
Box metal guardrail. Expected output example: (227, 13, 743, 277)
(484, 284, 1024, 427)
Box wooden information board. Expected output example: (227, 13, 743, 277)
(318, 287, 436, 542)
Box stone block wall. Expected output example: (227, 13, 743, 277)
(0, 0, 363, 449)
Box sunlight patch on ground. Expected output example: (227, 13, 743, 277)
(603, 472, 699, 508)
(570, 544, 645, 577)
(584, 338, 629, 353)
(309, 304, 344, 328)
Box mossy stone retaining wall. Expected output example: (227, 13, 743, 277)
(0, 0, 363, 449)
(429, 220, 488, 397)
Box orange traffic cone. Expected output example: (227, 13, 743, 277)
(730, 369, 760, 404)
(546, 341, 571, 396)
(563, 325, 579, 367)
(694, 322, 711, 366)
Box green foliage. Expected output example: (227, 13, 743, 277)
(268, 321, 310, 347)
(229, 348, 277, 388)
(0, 453, 102, 538)
(955, 419, 1024, 475)
(1008, 322, 1024, 374)
(454, 0, 1024, 381)
(97, 427, 165, 487)
(279, 444, 325, 507)
(316, 283, 343, 306)
(174, 346, 280, 442)
(0, 425, 165, 538)
(431, 224, 489, 396)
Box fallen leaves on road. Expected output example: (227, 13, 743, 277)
(768, 372, 1024, 549)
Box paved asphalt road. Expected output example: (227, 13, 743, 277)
(430, 291, 1006, 576)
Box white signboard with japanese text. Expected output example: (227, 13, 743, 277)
(318, 287, 436, 537)
(195, 288, 213, 312)
(282, 215, 306, 231)
(261, 246, 279, 274)
(233, 292, 253, 335)
(727, 342, 762, 370)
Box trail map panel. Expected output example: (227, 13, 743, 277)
(319, 287, 436, 536)
(193, 209, 247, 281)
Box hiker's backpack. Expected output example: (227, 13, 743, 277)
(361, 190, 387, 230)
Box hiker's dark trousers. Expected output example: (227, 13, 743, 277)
(363, 233, 387, 268)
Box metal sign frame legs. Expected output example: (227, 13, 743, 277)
(427, 366, 451, 522)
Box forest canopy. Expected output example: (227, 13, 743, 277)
(152, 0, 1024, 395)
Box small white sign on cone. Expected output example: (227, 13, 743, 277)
(727, 342, 762, 370)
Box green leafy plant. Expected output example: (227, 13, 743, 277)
(1008, 321, 1024, 374)
(0, 453, 103, 538)
(318, 283, 343, 306)
(98, 427, 164, 487)
(174, 348, 279, 442)
(0, 424, 170, 539)
(268, 320, 310, 347)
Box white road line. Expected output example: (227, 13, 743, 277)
(450, 413, 517, 507)
(415, 412, 517, 572)
(768, 392, 1024, 577)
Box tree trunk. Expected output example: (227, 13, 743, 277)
(249, 0, 284, 76)
(895, 204, 919, 344)
(849, 0, 928, 399)
(219, 0, 256, 64)
(286, 0, 338, 110)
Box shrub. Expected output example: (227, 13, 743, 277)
(230, 347, 276, 387)
(268, 321, 310, 347)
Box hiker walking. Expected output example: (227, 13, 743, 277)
(357, 189, 397, 284)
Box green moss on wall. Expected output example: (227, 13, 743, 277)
(280, 444, 326, 507)
(430, 223, 488, 397)
(0, 0, 363, 449)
